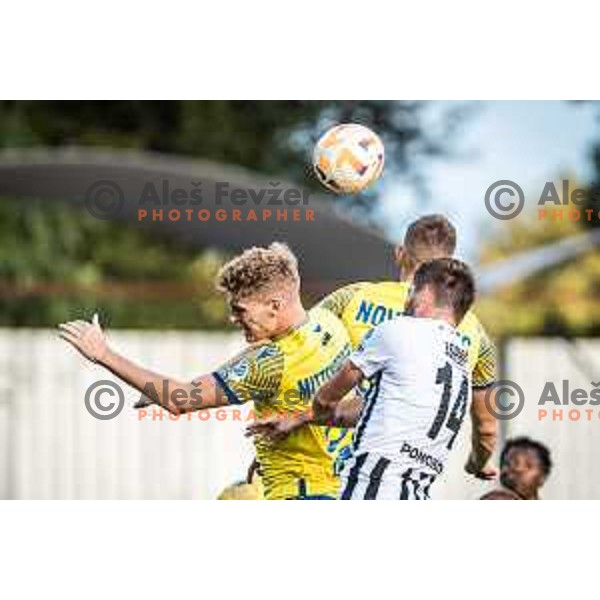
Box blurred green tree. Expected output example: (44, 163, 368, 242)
(476, 180, 600, 338)
(0, 196, 230, 329)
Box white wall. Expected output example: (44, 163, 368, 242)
(0, 329, 254, 499)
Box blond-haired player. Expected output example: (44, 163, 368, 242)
(59, 242, 351, 500)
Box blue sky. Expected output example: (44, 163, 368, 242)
(377, 101, 600, 260)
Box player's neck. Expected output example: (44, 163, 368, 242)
(506, 485, 538, 500)
(398, 270, 416, 283)
(425, 308, 458, 328)
(271, 303, 308, 339)
(522, 490, 539, 500)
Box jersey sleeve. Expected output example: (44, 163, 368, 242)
(212, 344, 284, 405)
(472, 326, 497, 389)
(317, 282, 366, 319)
(348, 322, 393, 379)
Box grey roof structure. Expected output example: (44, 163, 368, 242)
(0, 148, 397, 291)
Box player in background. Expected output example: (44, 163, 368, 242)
(59, 243, 351, 500)
(251, 258, 477, 499)
(481, 437, 552, 500)
(317, 215, 498, 478)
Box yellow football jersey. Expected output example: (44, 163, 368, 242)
(213, 306, 351, 500)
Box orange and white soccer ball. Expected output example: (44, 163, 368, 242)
(313, 123, 385, 194)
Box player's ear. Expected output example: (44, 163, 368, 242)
(393, 245, 405, 266)
(409, 285, 434, 317)
(270, 296, 283, 312)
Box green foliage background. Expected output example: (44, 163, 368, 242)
(476, 178, 600, 338)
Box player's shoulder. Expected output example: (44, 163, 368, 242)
(480, 488, 521, 500)
(460, 308, 480, 327)
(316, 281, 371, 317)
(327, 281, 371, 297)
(213, 339, 285, 402)
(363, 280, 410, 296)
(459, 309, 485, 333)
(458, 309, 488, 338)
(231, 340, 285, 373)
(341, 280, 372, 291)
(331, 279, 408, 297)
(373, 280, 410, 291)
(394, 317, 460, 346)
(386, 314, 444, 328)
(368, 313, 423, 339)
(309, 303, 350, 330)
(359, 316, 444, 354)
(249, 340, 285, 362)
(318, 279, 408, 319)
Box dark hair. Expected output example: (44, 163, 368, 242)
(500, 437, 553, 477)
(412, 258, 475, 322)
(404, 215, 457, 261)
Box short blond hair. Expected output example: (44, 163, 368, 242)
(216, 242, 300, 298)
(404, 215, 456, 262)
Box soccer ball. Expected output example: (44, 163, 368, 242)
(312, 123, 385, 194)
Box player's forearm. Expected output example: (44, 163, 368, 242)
(470, 427, 496, 469)
(313, 362, 364, 425)
(291, 398, 357, 428)
(313, 379, 349, 424)
(274, 360, 365, 428)
(99, 348, 197, 413)
(469, 387, 498, 468)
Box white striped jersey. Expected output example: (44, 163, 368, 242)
(340, 316, 472, 500)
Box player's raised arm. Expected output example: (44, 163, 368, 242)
(466, 328, 499, 479)
(466, 388, 498, 479)
(59, 315, 227, 413)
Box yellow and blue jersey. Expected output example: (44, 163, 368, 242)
(213, 306, 351, 500)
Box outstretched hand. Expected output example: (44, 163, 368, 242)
(59, 313, 109, 364)
(246, 413, 307, 444)
(465, 456, 498, 481)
